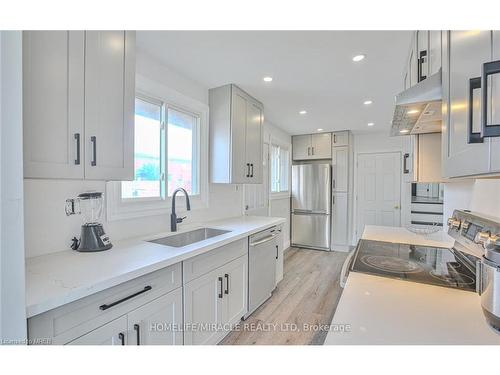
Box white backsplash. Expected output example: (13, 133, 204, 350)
(23, 179, 243, 258)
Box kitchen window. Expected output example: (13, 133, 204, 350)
(107, 83, 208, 221)
(271, 143, 290, 194)
(121, 98, 200, 200)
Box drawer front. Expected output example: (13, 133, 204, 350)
(411, 202, 443, 214)
(29, 262, 181, 345)
(183, 239, 248, 283)
(411, 212, 443, 225)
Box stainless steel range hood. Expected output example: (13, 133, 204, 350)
(390, 69, 442, 136)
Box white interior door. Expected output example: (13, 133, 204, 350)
(356, 152, 401, 239)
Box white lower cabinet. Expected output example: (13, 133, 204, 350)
(183, 267, 224, 345)
(184, 254, 248, 345)
(68, 316, 128, 345)
(29, 238, 252, 346)
(68, 288, 183, 346)
(127, 288, 183, 345)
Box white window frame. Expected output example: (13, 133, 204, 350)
(106, 74, 209, 221)
(270, 138, 291, 200)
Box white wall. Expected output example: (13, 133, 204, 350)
(352, 131, 410, 243)
(24, 50, 244, 258)
(443, 179, 500, 221)
(0, 31, 27, 343)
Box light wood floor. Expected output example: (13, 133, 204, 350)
(220, 247, 348, 345)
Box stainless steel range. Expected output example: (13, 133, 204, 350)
(346, 209, 500, 332)
(351, 240, 477, 292)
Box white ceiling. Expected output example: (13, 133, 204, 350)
(137, 31, 412, 135)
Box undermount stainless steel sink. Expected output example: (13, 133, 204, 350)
(148, 228, 231, 248)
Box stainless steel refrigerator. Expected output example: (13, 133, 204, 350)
(291, 163, 331, 251)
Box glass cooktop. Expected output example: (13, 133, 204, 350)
(350, 240, 478, 292)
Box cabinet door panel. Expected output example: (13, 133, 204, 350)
(23, 31, 85, 179)
(183, 269, 223, 345)
(332, 146, 348, 192)
(230, 89, 249, 183)
(84, 31, 135, 180)
(292, 135, 311, 160)
(246, 101, 263, 183)
(443, 31, 490, 177)
(332, 131, 349, 147)
(127, 288, 183, 345)
(489, 31, 500, 172)
(222, 255, 248, 326)
(68, 316, 127, 345)
(429, 30, 442, 76)
(417, 30, 429, 81)
(311, 133, 332, 159)
(332, 192, 348, 246)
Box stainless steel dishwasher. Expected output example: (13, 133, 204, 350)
(245, 226, 278, 318)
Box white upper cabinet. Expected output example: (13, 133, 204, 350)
(402, 31, 442, 91)
(312, 133, 332, 158)
(416, 30, 429, 82)
(209, 84, 263, 184)
(292, 133, 331, 160)
(429, 30, 442, 76)
(292, 135, 311, 160)
(442, 30, 491, 178)
(84, 31, 135, 181)
(23, 30, 135, 181)
(23, 31, 85, 179)
(332, 131, 349, 147)
(488, 31, 500, 172)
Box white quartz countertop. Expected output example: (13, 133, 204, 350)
(324, 272, 500, 344)
(362, 225, 455, 248)
(324, 225, 500, 344)
(26, 215, 285, 318)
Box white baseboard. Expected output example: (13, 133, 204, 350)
(331, 244, 352, 252)
(284, 240, 291, 251)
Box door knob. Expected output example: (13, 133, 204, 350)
(394, 205, 400, 209)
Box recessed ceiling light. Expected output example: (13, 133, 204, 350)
(367, 122, 375, 127)
(317, 128, 323, 132)
(364, 100, 373, 105)
(400, 129, 410, 133)
(263, 76, 273, 82)
(352, 54, 366, 62)
(407, 109, 419, 114)
(299, 110, 307, 115)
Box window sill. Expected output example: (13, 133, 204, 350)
(106, 182, 208, 222)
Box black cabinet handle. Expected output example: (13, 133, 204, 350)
(418, 50, 427, 82)
(276, 245, 279, 260)
(224, 273, 229, 294)
(468, 77, 484, 144)
(74, 133, 81, 165)
(481, 60, 500, 137)
(246, 163, 250, 177)
(90, 136, 97, 166)
(250, 163, 254, 177)
(403, 153, 410, 174)
(218, 277, 223, 298)
(311, 147, 315, 155)
(333, 134, 336, 144)
(99, 285, 152, 311)
(118, 332, 125, 345)
(134, 324, 140, 345)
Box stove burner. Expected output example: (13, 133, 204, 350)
(360, 255, 424, 274)
(429, 270, 475, 286)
